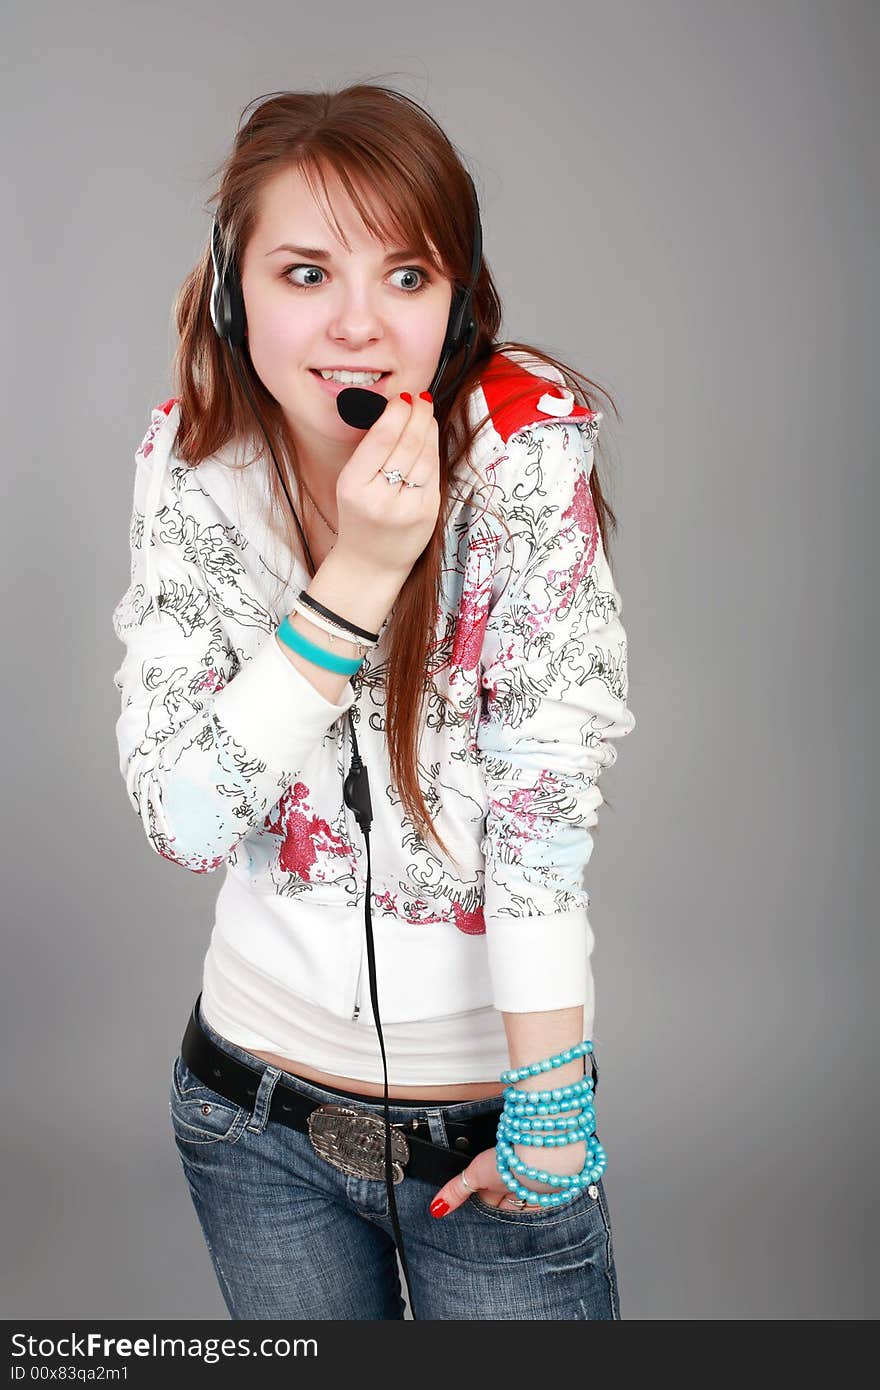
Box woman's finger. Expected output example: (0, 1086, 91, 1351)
(428, 1147, 510, 1218)
(368, 405, 438, 493)
(429, 1167, 481, 1219)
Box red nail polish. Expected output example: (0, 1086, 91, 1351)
(419, 391, 433, 403)
(400, 391, 412, 404)
(430, 1198, 449, 1218)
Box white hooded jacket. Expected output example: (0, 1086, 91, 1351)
(112, 350, 636, 1083)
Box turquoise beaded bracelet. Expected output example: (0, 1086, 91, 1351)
(496, 1038, 605, 1208)
(500, 1038, 593, 1084)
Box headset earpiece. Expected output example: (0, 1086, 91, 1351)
(210, 214, 247, 348)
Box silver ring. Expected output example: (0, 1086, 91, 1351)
(459, 1171, 473, 1192)
(381, 468, 422, 488)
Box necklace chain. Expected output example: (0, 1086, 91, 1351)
(298, 477, 338, 537)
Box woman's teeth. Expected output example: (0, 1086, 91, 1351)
(318, 369, 385, 384)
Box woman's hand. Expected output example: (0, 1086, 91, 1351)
(334, 391, 441, 579)
(429, 1139, 587, 1217)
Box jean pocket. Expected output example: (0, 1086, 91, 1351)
(168, 1053, 247, 1146)
(466, 1175, 603, 1225)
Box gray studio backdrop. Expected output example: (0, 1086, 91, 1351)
(2, 0, 877, 1320)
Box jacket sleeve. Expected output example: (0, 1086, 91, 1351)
(111, 414, 355, 873)
(476, 418, 636, 1011)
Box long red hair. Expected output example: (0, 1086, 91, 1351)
(169, 82, 622, 864)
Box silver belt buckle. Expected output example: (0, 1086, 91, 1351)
(307, 1103, 410, 1183)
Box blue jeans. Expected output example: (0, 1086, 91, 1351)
(168, 1002, 621, 1320)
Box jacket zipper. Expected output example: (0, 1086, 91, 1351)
(351, 939, 365, 1020)
(342, 725, 365, 1022)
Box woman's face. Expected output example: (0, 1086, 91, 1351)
(239, 164, 453, 494)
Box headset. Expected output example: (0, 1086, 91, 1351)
(209, 171, 483, 1319)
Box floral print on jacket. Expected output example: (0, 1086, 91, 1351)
(111, 351, 636, 1015)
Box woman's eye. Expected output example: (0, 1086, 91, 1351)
(282, 264, 431, 293)
(390, 267, 431, 292)
(284, 265, 325, 288)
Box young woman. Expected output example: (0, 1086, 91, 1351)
(112, 83, 635, 1320)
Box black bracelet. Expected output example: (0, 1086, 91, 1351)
(297, 589, 379, 644)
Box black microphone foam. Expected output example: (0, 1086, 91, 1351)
(335, 385, 388, 429)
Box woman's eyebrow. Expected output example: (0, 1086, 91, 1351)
(266, 243, 423, 263)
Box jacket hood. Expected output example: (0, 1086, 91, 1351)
(138, 349, 602, 607)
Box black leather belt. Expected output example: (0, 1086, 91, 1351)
(180, 997, 516, 1186)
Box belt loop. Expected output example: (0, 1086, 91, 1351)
(246, 1064, 282, 1134)
(423, 1107, 448, 1147)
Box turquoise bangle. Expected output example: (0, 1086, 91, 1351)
(276, 614, 365, 675)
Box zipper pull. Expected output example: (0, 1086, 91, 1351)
(352, 941, 365, 1020)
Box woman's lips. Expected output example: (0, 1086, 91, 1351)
(309, 370, 391, 398)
